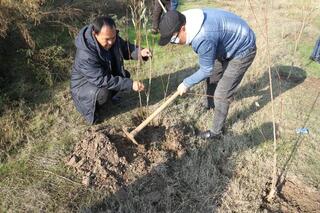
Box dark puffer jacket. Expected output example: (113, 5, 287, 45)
(70, 24, 139, 124)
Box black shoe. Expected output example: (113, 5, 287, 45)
(198, 130, 222, 140)
(200, 102, 215, 111)
(205, 104, 215, 110)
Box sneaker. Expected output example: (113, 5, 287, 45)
(198, 130, 222, 140)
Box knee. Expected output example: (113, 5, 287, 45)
(214, 90, 228, 103)
(214, 88, 235, 104)
(213, 97, 230, 115)
(214, 95, 234, 104)
(97, 88, 109, 106)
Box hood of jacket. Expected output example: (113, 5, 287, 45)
(75, 24, 104, 58)
(182, 9, 205, 45)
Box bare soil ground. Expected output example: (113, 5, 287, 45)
(65, 114, 191, 193)
(258, 74, 320, 213)
(262, 178, 320, 212)
(65, 75, 320, 212)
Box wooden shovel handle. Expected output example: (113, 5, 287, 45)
(131, 91, 180, 136)
(158, 0, 167, 13)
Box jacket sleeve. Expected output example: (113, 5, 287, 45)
(118, 36, 139, 60)
(118, 36, 149, 61)
(76, 50, 133, 92)
(183, 39, 217, 87)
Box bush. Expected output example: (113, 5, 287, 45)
(23, 46, 73, 87)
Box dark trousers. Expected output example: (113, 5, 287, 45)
(310, 37, 320, 63)
(152, 0, 171, 30)
(206, 48, 257, 134)
(95, 71, 131, 122)
(171, 0, 178, 10)
(96, 88, 110, 106)
(94, 88, 119, 123)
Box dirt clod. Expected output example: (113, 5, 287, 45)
(65, 120, 191, 192)
(262, 178, 320, 213)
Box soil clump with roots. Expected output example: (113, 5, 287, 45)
(65, 113, 192, 192)
(261, 178, 320, 212)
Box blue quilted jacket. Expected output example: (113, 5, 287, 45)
(183, 8, 256, 87)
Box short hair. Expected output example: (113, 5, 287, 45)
(92, 16, 116, 34)
(180, 14, 186, 27)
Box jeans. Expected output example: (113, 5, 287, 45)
(310, 37, 320, 63)
(171, 0, 178, 10)
(206, 47, 257, 134)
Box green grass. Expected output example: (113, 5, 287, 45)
(299, 42, 320, 78)
(179, 0, 219, 10)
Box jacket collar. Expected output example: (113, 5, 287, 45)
(182, 9, 205, 45)
(84, 25, 122, 61)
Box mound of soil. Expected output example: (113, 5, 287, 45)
(262, 178, 320, 212)
(65, 118, 191, 192)
(278, 179, 320, 212)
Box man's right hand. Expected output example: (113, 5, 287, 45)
(177, 82, 188, 96)
(132, 81, 145, 92)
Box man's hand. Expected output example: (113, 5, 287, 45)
(132, 81, 145, 92)
(140, 48, 152, 58)
(177, 83, 188, 96)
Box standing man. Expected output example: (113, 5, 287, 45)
(71, 16, 152, 124)
(151, 0, 175, 34)
(310, 36, 320, 63)
(158, 9, 256, 139)
(171, 0, 179, 10)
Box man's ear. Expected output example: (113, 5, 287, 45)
(181, 25, 186, 32)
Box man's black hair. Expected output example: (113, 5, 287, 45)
(158, 11, 186, 46)
(92, 16, 116, 34)
(179, 14, 186, 27)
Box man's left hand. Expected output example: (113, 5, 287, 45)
(177, 83, 188, 96)
(140, 48, 152, 58)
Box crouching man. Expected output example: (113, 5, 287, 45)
(71, 16, 151, 124)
